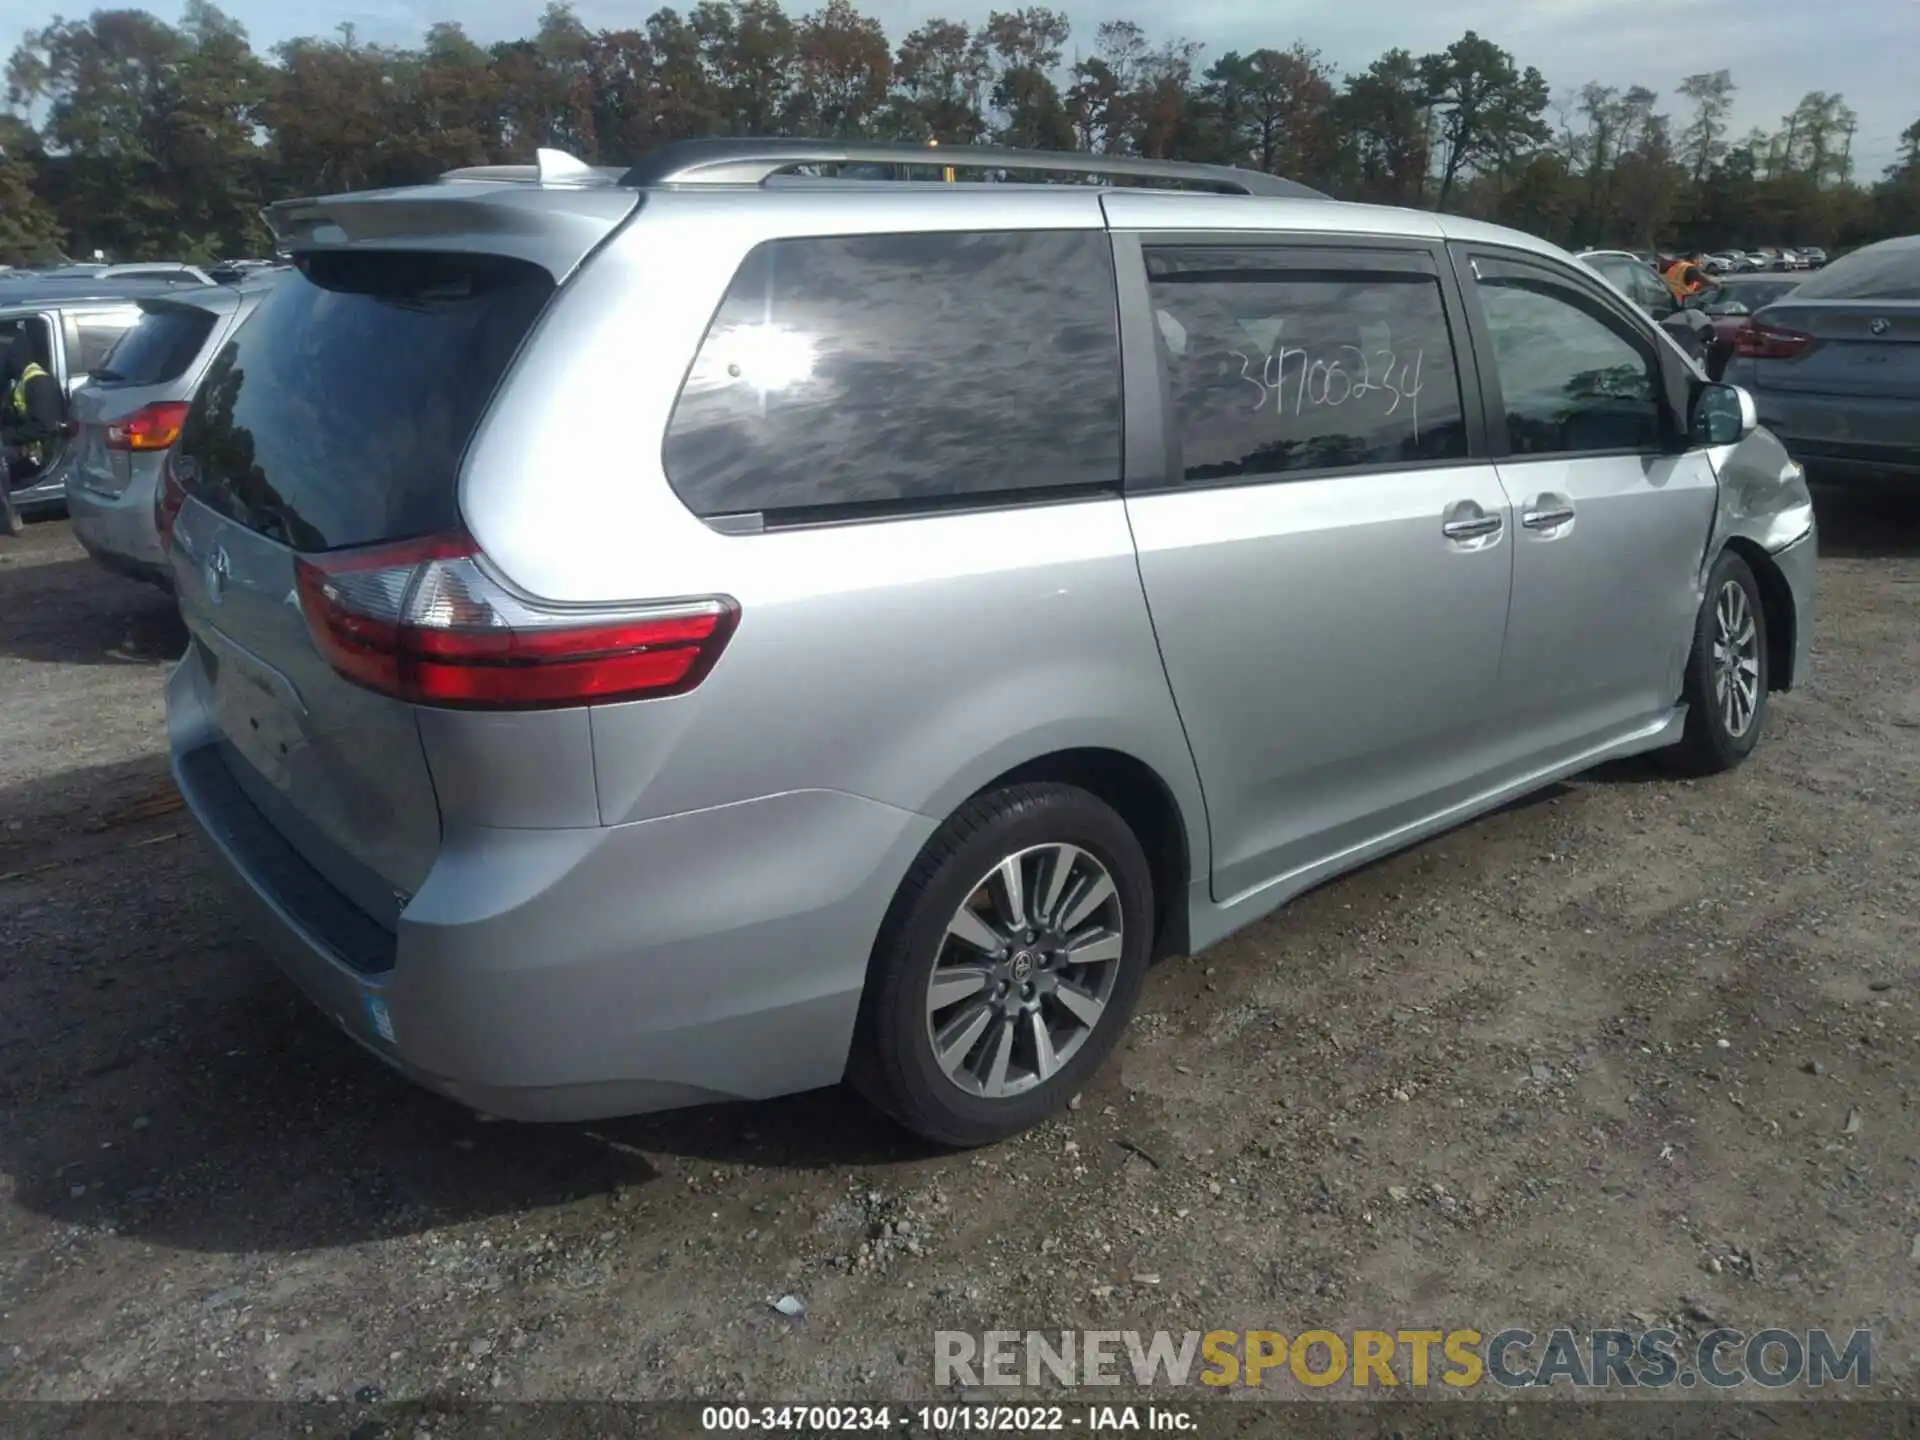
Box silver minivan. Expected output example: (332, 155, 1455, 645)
(165, 141, 1818, 1146)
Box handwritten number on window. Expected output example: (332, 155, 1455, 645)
(1228, 343, 1426, 442)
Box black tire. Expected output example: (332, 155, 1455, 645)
(849, 782, 1154, 1147)
(1666, 548, 1769, 775)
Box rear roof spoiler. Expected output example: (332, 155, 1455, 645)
(261, 179, 641, 279)
(438, 149, 624, 188)
(134, 284, 245, 317)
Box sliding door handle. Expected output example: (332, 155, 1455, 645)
(1442, 513, 1503, 541)
(1522, 505, 1576, 530)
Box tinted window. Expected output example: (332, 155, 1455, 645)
(1588, 256, 1641, 291)
(1708, 279, 1798, 314)
(1589, 258, 1672, 317)
(1476, 271, 1661, 456)
(663, 230, 1120, 518)
(71, 314, 136, 375)
(1793, 239, 1920, 301)
(178, 251, 553, 552)
(1145, 245, 1468, 482)
(98, 306, 217, 385)
(1636, 268, 1676, 315)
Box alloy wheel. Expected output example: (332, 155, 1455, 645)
(924, 843, 1125, 1100)
(1712, 579, 1761, 739)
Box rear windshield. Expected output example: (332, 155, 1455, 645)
(1716, 279, 1798, 310)
(99, 306, 217, 386)
(177, 251, 554, 552)
(1793, 241, 1920, 302)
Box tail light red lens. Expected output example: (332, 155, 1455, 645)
(153, 450, 189, 552)
(293, 534, 738, 710)
(105, 401, 192, 452)
(1732, 321, 1812, 360)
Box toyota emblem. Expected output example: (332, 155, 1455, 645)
(1870, 317, 1891, 336)
(204, 545, 231, 604)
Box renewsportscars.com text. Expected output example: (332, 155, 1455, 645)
(935, 1327, 1872, 1391)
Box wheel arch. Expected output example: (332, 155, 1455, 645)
(973, 746, 1198, 960)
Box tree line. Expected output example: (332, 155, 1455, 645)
(3, 0, 1918, 265)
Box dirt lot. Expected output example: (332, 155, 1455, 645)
(0, 494, 1916, 1406)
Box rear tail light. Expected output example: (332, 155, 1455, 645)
(105, 401, 191, 452)
(293, 534, 738, 710)
(153, 450, 189, 552)
(1732, 321, 1812, 360)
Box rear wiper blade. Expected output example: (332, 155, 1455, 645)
(88, 368, 125, 383)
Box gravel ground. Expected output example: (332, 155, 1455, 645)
(0, 492, 1916, 1405)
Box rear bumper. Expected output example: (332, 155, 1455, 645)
(69, 469, 169, 587)
(168, 660, 937, 1121)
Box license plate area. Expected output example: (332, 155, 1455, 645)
(192, 621, 309, 790)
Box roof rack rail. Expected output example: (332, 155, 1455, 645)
(439, 149, 621, 187)
(617, 139, 1325, 199)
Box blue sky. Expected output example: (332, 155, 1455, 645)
(1, 0, 1910, 176)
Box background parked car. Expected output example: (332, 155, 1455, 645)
(1800, 246, 1828, 269)
(67, 276, 278, 587)
(1699, 273, 1802, 378)
(1722, 233, 1919, 484)
(1575, 248, 1726, 366)
(0, 268, 265, 520)
(1577, 249, 1678, 319)
(99, 262, 217, 285)
(0, 286, 147, 518)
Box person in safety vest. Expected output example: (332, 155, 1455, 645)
(1, 331, 62, 537)
(1661, 251, 1719, 308)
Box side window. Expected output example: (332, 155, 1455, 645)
(1635, 268, 1676, 318)
(1143, 245, 1469, 484)
(663, 230, 1121, 519)
(1473, 269, 1662, 457)
(68, 312, 136, 377)
(1592, 258, 1667, 318)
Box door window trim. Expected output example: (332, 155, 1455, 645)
(1112, 230, 1490, 497)
(1449, 244, 1685, 464)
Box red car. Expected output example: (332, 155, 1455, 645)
(1699, 274, 1802, 378)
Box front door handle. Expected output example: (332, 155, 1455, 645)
(1442, 513, 1503, 541)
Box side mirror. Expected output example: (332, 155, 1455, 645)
(1691, 382, 1757, 446)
